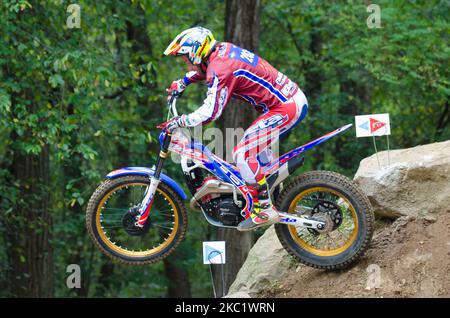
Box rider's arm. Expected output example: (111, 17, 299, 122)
(181, 71, 234, 127)
(168, 71, 207, 96)
(181, 70, 207, 86)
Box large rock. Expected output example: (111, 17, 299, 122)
(226, 226, 295, 297)
(228, 140, 450, 297)
(354, 140, 450, 218)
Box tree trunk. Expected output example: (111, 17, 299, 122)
(6, 140, 54, 297)
(214, 0, 261, 296)
(163, 254, 192, 298)
(94, 261, 115, 297)
(435, 101, 449, 139)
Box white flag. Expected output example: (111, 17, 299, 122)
(203, 241, 226, 264)
(355, 113, 391, 137)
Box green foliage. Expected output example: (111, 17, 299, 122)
(0, 0, 448, 297)
(262, 0, 449, 176)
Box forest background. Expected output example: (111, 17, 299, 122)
(0, 0, 448, 297)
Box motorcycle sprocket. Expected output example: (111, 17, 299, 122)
(307, 199, 343, 235)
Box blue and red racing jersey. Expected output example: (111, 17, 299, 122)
(180, 42, 299, 127)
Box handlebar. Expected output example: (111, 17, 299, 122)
(167, 94, 179, 117)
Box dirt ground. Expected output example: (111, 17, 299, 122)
(262, 212, 450, 298)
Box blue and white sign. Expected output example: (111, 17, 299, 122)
(203, 241, 226, 264)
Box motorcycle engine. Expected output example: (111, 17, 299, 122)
(203, 195, 245, 226)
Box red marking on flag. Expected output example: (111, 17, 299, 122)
(370, 117, 386, 133)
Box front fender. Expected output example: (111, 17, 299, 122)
(106, 167, 187, 200)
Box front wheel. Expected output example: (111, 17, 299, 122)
(86, 175, 187, 265)
(275, 171, 374, 270)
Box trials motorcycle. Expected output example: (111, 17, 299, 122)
(86, 96, 374, 269)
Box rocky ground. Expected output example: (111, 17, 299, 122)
(260, 212, 450, 298)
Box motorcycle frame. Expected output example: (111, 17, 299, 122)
(112, 97, 353, 230)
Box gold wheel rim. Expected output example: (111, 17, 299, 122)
(95, 182, 179, 257)
(287, 187, 358, 257)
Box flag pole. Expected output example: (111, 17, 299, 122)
(386, 135, 391, 167)
(372, 134, 381, 169)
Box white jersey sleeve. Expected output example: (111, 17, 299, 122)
(182, 72, 231, 127)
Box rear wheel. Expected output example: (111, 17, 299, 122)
(86, 175, 187, 265)
(275, 171, 374, 270)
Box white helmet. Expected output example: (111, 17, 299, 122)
(163, 26, 216, 65)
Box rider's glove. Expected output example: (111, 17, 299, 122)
(156, 116, 185, 133)
(166, 79, 186, 99)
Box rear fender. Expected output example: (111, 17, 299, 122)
(106, 167, 187, 200)
(267, 155, 305, 189)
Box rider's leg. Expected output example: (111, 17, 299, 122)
(233, 148, 281, 231)
(234, 91, 308, 231)
(235, 152, 278, 226)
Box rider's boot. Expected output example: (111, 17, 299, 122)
(237, 176, 280, 231)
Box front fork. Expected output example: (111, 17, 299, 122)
(135, 132, 172, 227)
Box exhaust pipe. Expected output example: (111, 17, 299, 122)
(189, 179, 234, 211)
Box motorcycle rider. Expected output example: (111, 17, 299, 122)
(159, 26, 308, 231)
